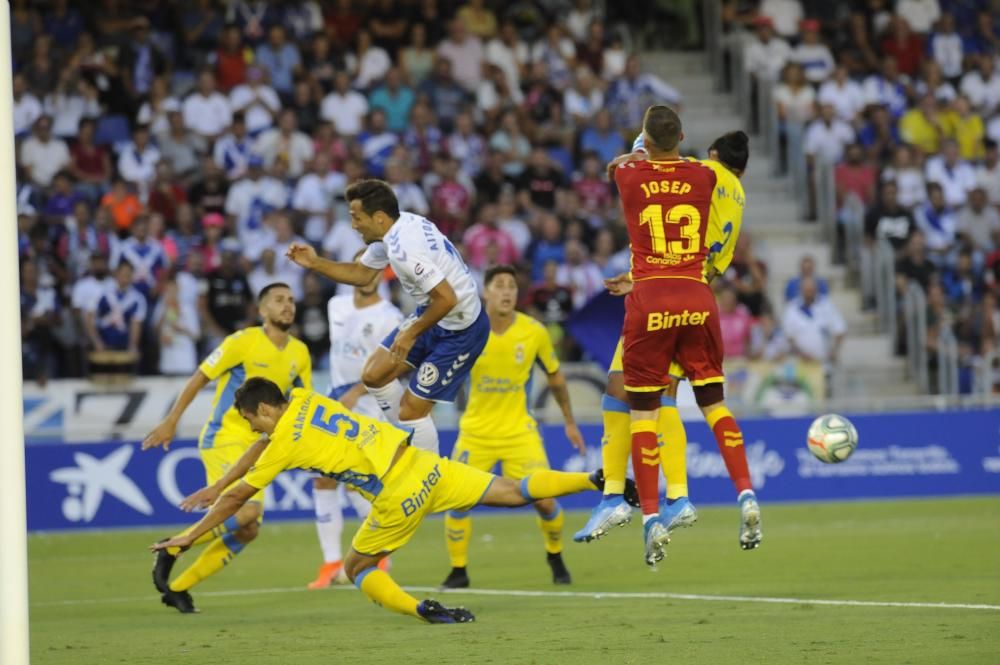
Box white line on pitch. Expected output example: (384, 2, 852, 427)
(32, 585, 1000, 612)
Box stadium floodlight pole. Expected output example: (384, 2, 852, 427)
(0, 2, 32, 664)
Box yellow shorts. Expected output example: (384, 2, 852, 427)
(609, 336, 685, 380)
(452, 431, 550, 480)
(351, 447, 495, 555)
(201, 442, 265, 504)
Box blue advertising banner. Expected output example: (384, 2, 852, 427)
(25, 410, 1000, 531)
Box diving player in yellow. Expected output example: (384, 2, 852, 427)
(440, 265, 587, 590)
(142, 282, 312, 613)
(574, 130, 763, 555)
(152, 378, 632, 623)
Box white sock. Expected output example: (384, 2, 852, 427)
(313, 487, 343, 563)
(366, 380, 404, 425)
(400, 415, 439, 455)
(342, 485, 373, 519)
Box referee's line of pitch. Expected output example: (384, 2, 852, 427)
(33, 585, 1000, 612)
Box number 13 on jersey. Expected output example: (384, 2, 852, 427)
(639, 204, 702, 256)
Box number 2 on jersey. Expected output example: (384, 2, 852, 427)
(639, 204, 701, 256)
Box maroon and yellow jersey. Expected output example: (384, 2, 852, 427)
(614, 159, 718, 283)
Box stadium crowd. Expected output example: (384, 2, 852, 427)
(735, 0, 1000, 392)
(16, 0, 710, 384)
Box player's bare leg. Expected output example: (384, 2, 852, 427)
(363, 348, 440, 454)
(695, 384, 761, 550)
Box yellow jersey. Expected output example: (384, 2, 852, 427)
(199, 327, 312, 449)
(244, 389, 410, 499)
(458, 313, 560, 440)
(699, 158, 746, 277)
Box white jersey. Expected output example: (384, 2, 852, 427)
(327, 295, 402, 418)
(360, 212, 482, 330)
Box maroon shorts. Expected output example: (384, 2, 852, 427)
(622, 278, 725, 392)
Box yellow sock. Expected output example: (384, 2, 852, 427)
(521, 471, 596, 500)
(444, 511, 471, 568)
(356, 568, 420, 617)
(658, 402, 689, 500)
(169, 532, 246, 592)
(166, 515, 243, 556)
(601, 394, 631, 494)
(536, 502, 564, 554)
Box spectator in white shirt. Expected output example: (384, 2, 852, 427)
(13, 72, 42, 138)
(437, 18, 485, 92)
(224, 155, 289, 243)
(530, 23, 576, 90)
(956, 186, 1000, 251)
(229, 66, 281, 136)
(292, 152, 346, 243)
(137, 76, 181, 137)
(45, 72, 101, 140)
(895, 0, 941, 34)
(320, 71, 369, 137)
(254, 108, 315, 178)
(915, 60, 957, 104)
(353, 28, 392, 90)
(976, 139, 1000, 206)
(924, 139, 977, 208)
(804, 103, 856, 164)
(155, 278, 200, 375)
(182, 69, 233, 141)
(117, 124, 161, 200)
(213, 112, 253, 181)
(743, 16, 791, 82)
(19, 115, 71, 188)
(882, 144, 927, 210)
(564, 66, 604, 125)
(913, 182, 957, 254)
(555, 239, 604, 310)
(818, 66, 867, 122)
(960, 54, 1000, 115)
(758, 0, 804, 39)
(792, 19, 835, 84)
(386, 158, 430, 216)
(863, 56, 910, 118)
(485, 20, 529, 95)
(927, 12, 965, 80)
(782, 276, 847, 365)
(774, 62, 816, 124)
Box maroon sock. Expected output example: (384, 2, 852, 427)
(631, 429, 661, 515)
(710, 411, 753, 494)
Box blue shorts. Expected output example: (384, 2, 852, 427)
(381, 307, 490, 403)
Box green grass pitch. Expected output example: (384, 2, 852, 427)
(29, 497, 1000, 665)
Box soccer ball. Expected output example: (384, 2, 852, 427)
(806, 414, 859, 463)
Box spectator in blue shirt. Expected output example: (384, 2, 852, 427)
(578, 109, 628, 168)
(528, 212, 567, 281)
(369, 67, 415, 134)
(785, 255, 830, 302)
(88, 261, 147, 352)
(255, 24, 301, 101)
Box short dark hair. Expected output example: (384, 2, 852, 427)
(642, 105, 682, 152)
(259, 282, 291, 302)
(708, 131, 749, 172)
(345, 179, 400, 220)
(484, 264, 517, 286)
(234, 377, 287, 415)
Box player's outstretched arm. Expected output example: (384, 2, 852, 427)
(151, 481, 259, 552)
(285, 242, 379, 287)
(545, 370, 586, 455)
(142, 369, 211, 451)
(179, 436, 270, 511)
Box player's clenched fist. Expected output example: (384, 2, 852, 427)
(286, 242, 318, 269)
